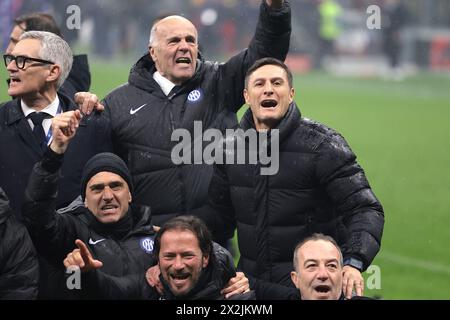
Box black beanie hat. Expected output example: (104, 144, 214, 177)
(81, 152, 133, 200)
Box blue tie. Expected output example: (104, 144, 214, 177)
(28, 112, 47, 152)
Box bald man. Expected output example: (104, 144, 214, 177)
(75, 1, 292, 246)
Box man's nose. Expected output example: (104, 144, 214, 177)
(5, 59, 17, 72)
(316, 266, 329, 281)
(178, 39, 189, 51)
(101, 186, 114, 200)
(263, 82, 274, 95)
(173, 256, 185, 270)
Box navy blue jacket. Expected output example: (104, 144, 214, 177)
(0, 93, 112, 217)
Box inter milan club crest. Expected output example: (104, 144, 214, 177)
(140, 237, 154, 254)
(187, 89, 202, 102)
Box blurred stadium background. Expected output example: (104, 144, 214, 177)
(1, 0, 450, 299)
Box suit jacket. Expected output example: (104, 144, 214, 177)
(0, 93, 112, 218)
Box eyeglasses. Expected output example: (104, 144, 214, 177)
(3, 54, 54, 70)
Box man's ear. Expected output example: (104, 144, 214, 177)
(243, 88, 249, 105)
(289, 87, 295, 103)
(202, 254, 209, 268)
(149, 46, 157, 62)
(128, 191, 132, 203)
(46, 64, 61, 84)
(290, 271, 299, 288)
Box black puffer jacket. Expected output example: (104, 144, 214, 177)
(0, 187, 39, 300)
(101, 1, 291, 240)
(208, 103, 384, 286)
(22, 151, 156, 299)
(86, 242, 254, 300)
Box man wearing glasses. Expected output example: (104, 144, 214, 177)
(5, 12, 91, 100)
(0, 31, 112, 299)
(0, 31, 112, 219)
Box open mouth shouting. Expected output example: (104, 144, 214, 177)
(261, 99, 278, 108)
(313, 284, 333, 298)
(176, 57, 192, 64)
(8, 75, 21, 87)
(170, 271, 191, 287)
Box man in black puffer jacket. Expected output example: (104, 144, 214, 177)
(0, 187, 39, 300)
(63, 216, 254, 300)
(75, 0, 291, 245)
(206, 58, 384, 300)
(22, 112, 156, 299)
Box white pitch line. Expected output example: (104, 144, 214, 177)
(378, 251, 450, 276)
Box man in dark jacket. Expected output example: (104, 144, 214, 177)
(5, 12, 91, 99)
(291, 233, 373, 300)
(22, 111, 156, 299)
(75, 0, 291, 245)
(64, 215, 254, 300)
(0, 187, 39, 300)
(206, 58, 384, 299)
(0, 31, 111, 216)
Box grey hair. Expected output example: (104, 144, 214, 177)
(19, 31, 73, 89)
(292, 233, 344, 272)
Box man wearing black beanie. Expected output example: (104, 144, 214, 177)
(22, 110, 157, 299)
(80, 152, 134, 202)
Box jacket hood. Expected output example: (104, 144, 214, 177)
(68, 200, 154, 239)
(59, 54, 91, 96)
(240, 102, 301, 143)
(68, 54, 91, 92)
(0, 187, 12, 224)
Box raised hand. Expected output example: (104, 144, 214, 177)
(50, 109, 82, 154)
(63, 239, 103, 273)
(146, 265, 164, 295)
(74, 91, 105, 115)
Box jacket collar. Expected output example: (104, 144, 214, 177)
(80, 203, 154, 239)
(240, 102, 301, 143)
(5, 92, 75, 126)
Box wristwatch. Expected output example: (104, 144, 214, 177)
(343, 257, 364, 272)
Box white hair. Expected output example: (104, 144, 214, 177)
(149, 24, 157, 47)
(19, 31, 73, 89)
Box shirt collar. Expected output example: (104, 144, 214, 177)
(21, 95, 60, 117)
(153, 71, 176, 96)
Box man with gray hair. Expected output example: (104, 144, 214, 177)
(0, 31, 112, 299)
(0, 31, 111, 218)
(5, 12, 91, 99)
(290, 233, 370, 300)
